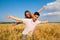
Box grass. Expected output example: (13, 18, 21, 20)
(0, 23, 60, 40)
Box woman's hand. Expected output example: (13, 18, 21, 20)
(6, 14, 11, 18)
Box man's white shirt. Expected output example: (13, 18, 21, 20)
(22, 18, 41, 35)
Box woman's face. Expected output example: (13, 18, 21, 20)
(26, 12, 31, 18)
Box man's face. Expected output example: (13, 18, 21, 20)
(32, 15, 39, 22)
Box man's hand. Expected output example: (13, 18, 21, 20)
(6, 14, 11, 18)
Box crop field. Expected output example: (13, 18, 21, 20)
(0, 23, 60, 40)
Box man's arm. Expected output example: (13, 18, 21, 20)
(37, 5, 46, 13)
(40, 20, 48, 24)
(6, 14, 23, 22)
(31, 5, 46, 17)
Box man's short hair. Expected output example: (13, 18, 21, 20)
(34, 12, 40, 16)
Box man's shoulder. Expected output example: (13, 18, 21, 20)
(22, 18, 32, 21)
(36, 20, 40, 22)
(24, 18, 32, 20)
(36, 20, 41, 23)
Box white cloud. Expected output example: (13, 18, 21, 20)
(41, 12, 60, 16)
(46, 1, 60, 13)
(56, 0, 60, 2)
(41, 0, 60, 22)
(42, 0, 60, 16)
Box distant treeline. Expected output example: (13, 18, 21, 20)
(0, 22, 60, 24)
(0, 22, 23, 24)
(48, 22, 60, 23)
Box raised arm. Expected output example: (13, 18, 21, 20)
(6, 14, 23, 22)
(37, 5, 46, 13)
(31, 5, 46, 17)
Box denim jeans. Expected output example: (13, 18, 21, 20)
(21, 34, 27, 40)
(21, 34, 34, 40)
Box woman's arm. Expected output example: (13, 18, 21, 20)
(6, 14, 23, 22)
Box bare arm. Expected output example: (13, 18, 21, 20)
(6, 14, 23, 22)
(37, 5, 46, 13)
(31, 5, 46, 17)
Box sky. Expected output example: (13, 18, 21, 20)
(0, 0, 60, 22)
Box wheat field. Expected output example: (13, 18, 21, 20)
(0, 23, 60, 40)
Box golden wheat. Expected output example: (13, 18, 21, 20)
(0, 23, 60, 40)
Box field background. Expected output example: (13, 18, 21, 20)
(0, 23, 60, 40)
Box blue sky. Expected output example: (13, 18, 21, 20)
(1, 0, 59, 22)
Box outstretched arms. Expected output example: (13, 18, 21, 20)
(37, 5, 46, 13)
(6, 14, 23, 22)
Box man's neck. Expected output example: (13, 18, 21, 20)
(32, 18, 36, 22)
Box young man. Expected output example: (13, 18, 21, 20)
(6, 12, 48, 40)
